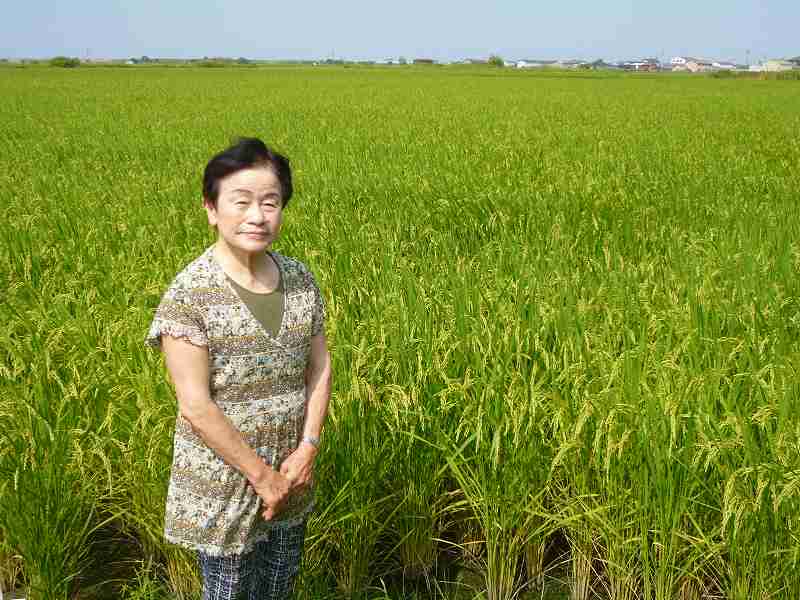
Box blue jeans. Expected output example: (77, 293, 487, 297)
(197, 521, 306, 600)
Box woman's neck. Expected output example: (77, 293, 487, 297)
(213, 240, 275, 291)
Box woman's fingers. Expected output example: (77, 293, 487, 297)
(260, 473, 315, 520)
(261, 499, 283, 520)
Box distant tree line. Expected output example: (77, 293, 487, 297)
(50, 56, 80, 68)
(19, 52, 800, 71)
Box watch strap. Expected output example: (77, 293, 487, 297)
(302, 435, 320, 449)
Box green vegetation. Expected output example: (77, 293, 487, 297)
(49, 56, 81, 68)
(711, 69, 800, 80)
(1, 66, 799, 599)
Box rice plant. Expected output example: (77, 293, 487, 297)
(0, 65, 798, 598)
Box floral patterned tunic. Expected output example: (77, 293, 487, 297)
(146, 245, 325, 556)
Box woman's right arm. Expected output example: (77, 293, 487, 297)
(162, 335, 290, 520)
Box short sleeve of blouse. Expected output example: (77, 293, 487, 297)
(308, 272, 326, 337)
(145, 280, 208, 349)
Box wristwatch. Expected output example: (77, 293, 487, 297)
(302, 435, 320, 450)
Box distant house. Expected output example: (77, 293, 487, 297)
(671, 56, 714, 72)
(712, 61, 736, 70)
(763, 59, 795, 72)
(413, 58, 435, 65)
(557, 59, 587, 69)
(686, 58, 713, 73)
(515, 59, 557, 69)
(623, 58, 659, 71)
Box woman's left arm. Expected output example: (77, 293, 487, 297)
(280, 332, 331, 489)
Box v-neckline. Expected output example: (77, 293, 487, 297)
(209, 245, 288, 343)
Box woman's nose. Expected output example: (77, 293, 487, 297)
(246, 204, 266, 223)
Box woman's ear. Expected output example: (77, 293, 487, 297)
(203, 198, 218, 227)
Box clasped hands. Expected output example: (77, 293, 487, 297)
(251, 442, 317, 520)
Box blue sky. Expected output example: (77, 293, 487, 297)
(2, 1, 797, 63)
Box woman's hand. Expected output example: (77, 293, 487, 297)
(251, 467, 291, 521)
(279, 441, 318, 492)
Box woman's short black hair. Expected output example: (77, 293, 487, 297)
(203, 138, 293, 207)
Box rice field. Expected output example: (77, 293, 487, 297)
(1, 65, 799, 599)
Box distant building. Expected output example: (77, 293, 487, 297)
(623, 58, 659, 71)
(671, 56, 715, 72)
(686, 58, 713, 73)
(712, 61, 736, 70)
(558, 59, 587, 69)
(586, 60, 619, 70)
(515, 59, 558, 69)
(413, 58, 435, 65)
(763, 59, 795, 72)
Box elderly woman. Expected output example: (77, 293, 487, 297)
(146, 138, 331, 599)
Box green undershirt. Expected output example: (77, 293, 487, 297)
(227, 274, 284, 338)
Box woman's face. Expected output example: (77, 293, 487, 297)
(205, 166, 284, 255)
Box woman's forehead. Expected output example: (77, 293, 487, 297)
(220, 167, 280, 193)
